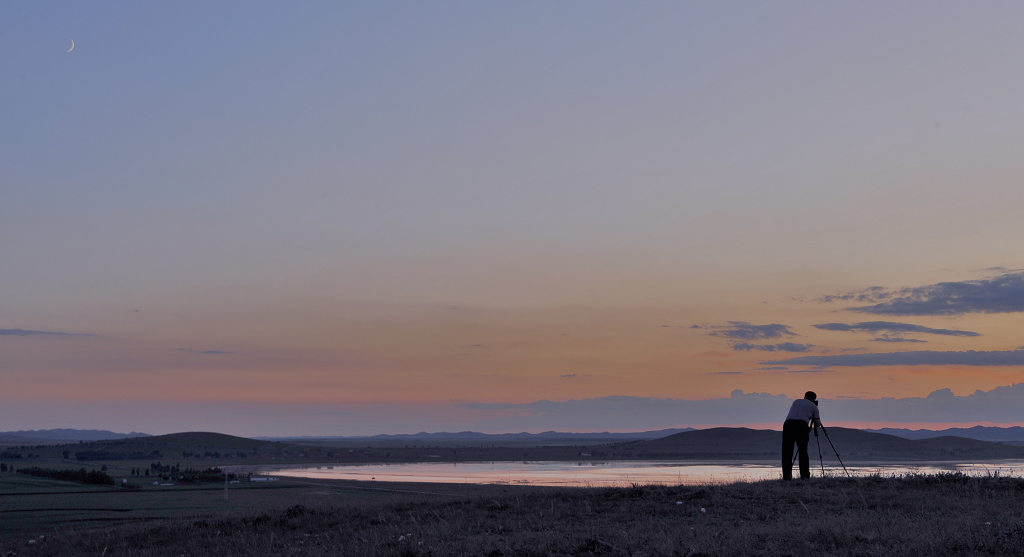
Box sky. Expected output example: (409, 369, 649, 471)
(4, 2, 1024, 436)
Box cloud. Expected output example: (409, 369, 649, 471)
(455, 383, 1024, 429)
(559, 373, 577, 378)
(457, 390, 795, 429)
(175, 348, 233, 355)
(813, 321, 979, 337)
(981, 266, 1020, 274)
(849, 271, 1024, 316)
(823, 383, 1024, 423)
(710, 322, 795, 340)
(872, 336, 927, 343)
(0, 328, 90, 337)
(818, 286, 892, 304)
(758, 366, 789, 371)
(766, 349, 1024, 367)
(710, 371, 744, 375)
(812, 323, 858, 332)
(732, 342, 812, 352)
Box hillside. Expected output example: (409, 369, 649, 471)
(0, 429, 149, 446)
(621, 427, 1024, 460)
(5, 428, 1024, 466)
(66, 432, 299, 460)
(867, 425, 1024, 445)
(0, 432, 325, 464)
(263, 428, 696, 446)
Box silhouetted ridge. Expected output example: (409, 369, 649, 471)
(623, 427, 1024, 460)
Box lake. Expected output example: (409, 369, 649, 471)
(259, 460, 1024, 486)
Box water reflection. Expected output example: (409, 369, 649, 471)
(264, 460, 1024, 486)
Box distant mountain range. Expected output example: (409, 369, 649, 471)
(6, 428, 1024, 463)
(258, 428, 696, 445)
(0, 429, 151, 446)
(864, 426, 1024, 445)
(265, 426, 1024, 446)
(8, 426, 1024, 449)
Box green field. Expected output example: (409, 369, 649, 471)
(0, 472, 489, 541)
(0, 474, 301, 537)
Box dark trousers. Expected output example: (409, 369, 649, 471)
(782, 419, 810, 480)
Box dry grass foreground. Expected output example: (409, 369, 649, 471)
(9, 473, 1024, 557)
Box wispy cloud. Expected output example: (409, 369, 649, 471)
(766, 349, 1024, 367)
(452, 383, 1024, 429)
(872, 336, 927, 343)
(458, 390, 794, 429)
(758, 366, 789, 371)
(710, 322, 795, 340)
(848, 271, 1024, 316)
(732, 342, 811, 353)
(813, 321, 979, 337)
(0, 328, 90, 337)
(176, 348, 234, 355)
(818, 286, 892, 304)
(825, 383, 1024, 423)
(448, 382, 1024, 430)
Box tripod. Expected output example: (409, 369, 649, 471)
(791, 422, 850, 478)
(818, 422, 850, 477)
(813, 425, 825, 475)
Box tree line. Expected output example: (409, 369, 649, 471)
(16, 467, 116, 485)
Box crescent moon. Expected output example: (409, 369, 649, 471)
(67, 40, 74, 52)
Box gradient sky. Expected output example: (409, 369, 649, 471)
(4, 2, 1024, 436)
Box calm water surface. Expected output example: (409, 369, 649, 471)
(261, 460, 1024, 486)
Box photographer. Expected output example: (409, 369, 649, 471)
(782, 391, 821, 480)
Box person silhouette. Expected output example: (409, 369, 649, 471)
(782, 391, 821, 480)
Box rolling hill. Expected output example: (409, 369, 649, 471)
(867, 425, 1024, 445)
(1, 432, 316, 463)
(619, 427, 1024, 460)
(0, 428, 150, 446)
(65, 432, 296, 460)
(6, 428, 1024, 465)
(261, 428, 696, 446)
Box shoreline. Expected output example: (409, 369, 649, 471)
(242, 458, 1024, 488)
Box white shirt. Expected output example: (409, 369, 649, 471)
(786, 398, 821, 425)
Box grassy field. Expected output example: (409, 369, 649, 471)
(4, 430, 1024, 555)
(0, 474, 323, 537)
(4, 473, 1024, 556)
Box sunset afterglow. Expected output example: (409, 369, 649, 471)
(4, 3, 1024, 436)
